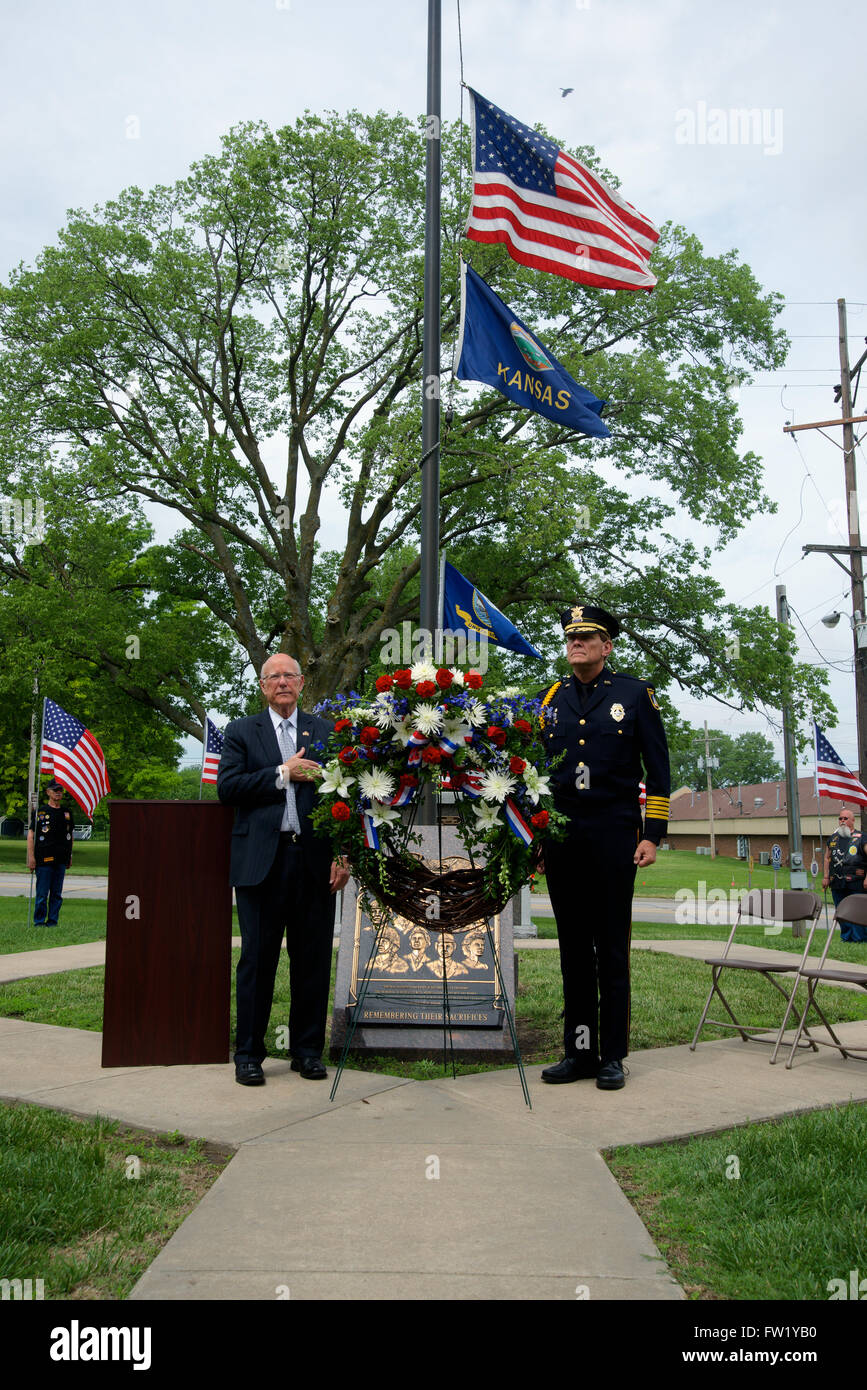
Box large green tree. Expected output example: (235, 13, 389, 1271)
(669, 726, 785, 791)
(0, 109, 834, 742)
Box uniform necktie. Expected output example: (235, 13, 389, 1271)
(278, 719, 301, 834)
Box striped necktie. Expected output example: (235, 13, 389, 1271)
(277, 719, 301, 833)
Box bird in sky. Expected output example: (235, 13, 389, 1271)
(560, 87, 574, 98)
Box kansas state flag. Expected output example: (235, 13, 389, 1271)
(455, 261, 610, 439)
(442, 560, 544, 660)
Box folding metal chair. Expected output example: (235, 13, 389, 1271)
(690, 888, 822, 1054)
(775, 893, 867, 1068)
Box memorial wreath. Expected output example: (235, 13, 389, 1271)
(311, 662, 568, 929)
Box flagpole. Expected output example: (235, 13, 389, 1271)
(419, 0, 441, 827)
(25, 680, 41, 929)
(199, 717, 206, 800)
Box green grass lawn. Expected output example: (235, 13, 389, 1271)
(0, 1101, 231, 1300)
(606, 1101, 867, 1300)
(1, 941, 865, 1302)
(0, 897, 107, 953)
(533, 848, 819, 900)
(0, 839, 110, 875)
(2, 944, 865, 1068)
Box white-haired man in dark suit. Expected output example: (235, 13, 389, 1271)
(218, 654, 349, 1084)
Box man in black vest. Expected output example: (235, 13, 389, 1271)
(538, 605, 670, 1090)
(822, 808, 867, 942)
(217, 655, 349, 1085)
(27, 780, 74, 926)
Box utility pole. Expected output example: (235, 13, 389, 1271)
(838, 298, 867, 821)
(699, 722, 717, 858)
(792, 297, 867, 829)
(776, 585, 808, 908)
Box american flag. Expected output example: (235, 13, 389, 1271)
(201, 715, 224, 784)
(465, 89, 659, 292)
(40, 698, 111, 818)
(814, 722, 867, 807)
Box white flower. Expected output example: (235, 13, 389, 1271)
(449, 669, 465, 687)
(412, 702, 443, 736)
(478, 769, 516, 803)
(357, 767, 397, 802)
(392, 716, 413, 747)
(369, 800, 401, 828)
(410, 659, 438, 682)
(348, 704, 376, 722)
(473, 801, 501, 831)
(372, 694, 400, 729)
(522, 766, 551, 805)
(466, 749, 484, 767)
(463, 699, 487, 728)
(443, 718, 471, 745)
(320, 762, 355, 797)
(498, 686, 521, 700)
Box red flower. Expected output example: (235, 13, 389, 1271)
(399, 773, 419, 788)
(531, 810, 549, 829)
(464, 671, 483, 689)
(331, 801, 351, 821)
(394, 668, 413, 688)
(421, 746, 443, 764)
(334, 719, 352, 733)
(435, 667, 453, 689)
(487, 725, 506, 748)
(416, 680, 437, 696)
(359, 726, 380, 746)
(338, 746, 358, 765)
(375, 674, 393, 692)
(513, 719, 532, 737)
(509, 755, 527, 775)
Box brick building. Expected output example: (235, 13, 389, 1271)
(665, 777, 860, 866)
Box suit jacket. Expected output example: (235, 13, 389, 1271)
(217, 708, 335, 887)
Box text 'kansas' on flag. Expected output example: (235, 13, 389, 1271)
(456, 261, 610, 438)
(201, 715, 225, 785)
(40, 698, 111, 819)
(465, 88, 658, 292)
(814, 722, 867, 808)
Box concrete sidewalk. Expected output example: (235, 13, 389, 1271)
(1, 1010, 866, 1301)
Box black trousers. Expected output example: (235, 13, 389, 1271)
(234, 839, 336, 1064)
(545, 825, 638, 1064)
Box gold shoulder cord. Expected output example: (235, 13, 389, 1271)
(539, 681, 562, 728)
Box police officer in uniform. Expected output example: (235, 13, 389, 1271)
(539, 605, 670, 1089)
(27, 779, 75, 927)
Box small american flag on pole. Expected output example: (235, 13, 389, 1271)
(465, 89, 659, 292)
(814, 722, 867, 807)
(201, 715, 224, 785)
(40, 698, 111, 818)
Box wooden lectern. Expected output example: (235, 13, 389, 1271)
(101, 800, 235, 1066)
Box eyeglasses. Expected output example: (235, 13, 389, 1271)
(261, 671, 303, 684)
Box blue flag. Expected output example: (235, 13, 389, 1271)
(455, 261, 611, 439)
(442, 560, 544, 661)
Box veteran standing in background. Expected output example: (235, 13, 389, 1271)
(539, 605, 670, 1090)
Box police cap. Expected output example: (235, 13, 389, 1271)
(46, 779, 64, 793)
(560, 604, 621, 641)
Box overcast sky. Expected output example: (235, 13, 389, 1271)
(2, 0, 865, 771)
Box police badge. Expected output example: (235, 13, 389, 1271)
(610, 703, 625, 722)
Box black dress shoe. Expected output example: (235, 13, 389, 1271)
(235, 1061, 265, 1086)
(596, 1059, 626, 1090)
(291, 1056, 327, 1080)
(541, 1056, 599, 1084)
